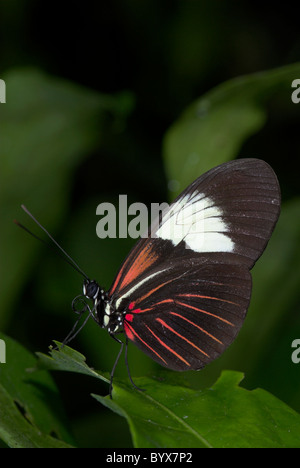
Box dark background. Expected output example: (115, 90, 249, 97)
(0, 0, 300, 447)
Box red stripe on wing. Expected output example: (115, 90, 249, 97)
(124, 320, 168, 365)
(128, 299, 174, 315)
(177, 293, 240, 306)
(110, 242, 159, 295)
(144, 324, 191, 367)
(176, 301, 235, 326)
(134, 279, 173, 306)
(156, 318, 209, 357)
(123, 322, 134, 340)
(169, 311, 223, 345)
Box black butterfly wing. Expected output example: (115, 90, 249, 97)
(122, 258, 251, 370)
(108, 158, 280, 370)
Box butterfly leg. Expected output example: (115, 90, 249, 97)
(109, 335, 124, 398)
(109, 334, 144, 398)
(124, 336, 145, 393)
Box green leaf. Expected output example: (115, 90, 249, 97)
(0, 333, 75, 448)
(0, 384, 72, 448)
(95, 371, 300, 448)
(36, 343, 300, 448)
(36, 341, 110, 385)
(163, 62, 300, 194)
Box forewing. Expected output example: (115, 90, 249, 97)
(151, 158, 281, 269)
(109, 158, 280, 301)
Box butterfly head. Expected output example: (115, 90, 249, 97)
(83, 279, 100, 300)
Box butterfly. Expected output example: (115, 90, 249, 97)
(18, 158, 280, 396)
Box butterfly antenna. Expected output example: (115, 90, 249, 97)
(15, 205, 90, 281)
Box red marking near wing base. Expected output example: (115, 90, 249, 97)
(124, 322, 134, 341)
(176, 301, 234, 326)
(177, 293, 239, 306)
(125, 313, 133, 322)
(169, 312, 223, 344)
(156, 318, 209, 357)
(124, 321, 168, 365)
(144, 324, 191, 367)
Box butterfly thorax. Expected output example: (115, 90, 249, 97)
(83, 279, 123, 334)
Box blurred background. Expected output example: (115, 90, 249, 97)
(0, 0, 300, 447)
